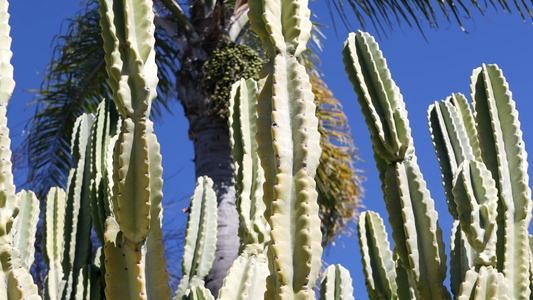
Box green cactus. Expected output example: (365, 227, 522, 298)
(319, 265, 354, 300)
(42, 112, 100, 300)
(0, 0, 41, 298)
(98, 0, 172, 298)
(227, 78, 268, 251)
(11, 190, 39, 271)
(88, 98, 119, 246)
(186, 286, 215, 300)
(357, 211, 397, 300)
(343, 30, 533, 299)
(216, 78, 270, 299)
(175, 176, 218, 300)
(457, 266, 509, 299)
(343, 30, 450, 299)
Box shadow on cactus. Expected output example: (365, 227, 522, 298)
(343, 30, 532, 299)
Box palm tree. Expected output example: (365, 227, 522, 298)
(22, 0, 533, 295)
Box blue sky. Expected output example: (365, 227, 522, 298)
(6, 0, 533, 297)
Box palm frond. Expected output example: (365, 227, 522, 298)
(327, 0, 533, 36)
(311, 74, 365, 247)
(22, 0, 178, 198)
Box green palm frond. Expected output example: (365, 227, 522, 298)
(311, 74, 365, 246)
(23, 0, 178, 198)
(327, 0, 533, 36)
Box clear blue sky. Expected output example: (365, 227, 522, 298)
(6, 0, 533, 297)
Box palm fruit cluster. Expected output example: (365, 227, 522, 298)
(203, 43, 262, 119)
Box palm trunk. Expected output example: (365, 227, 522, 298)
(189, 116, 239, 295)
(176, 44, 239, 296)
(172, 1, 239, 295)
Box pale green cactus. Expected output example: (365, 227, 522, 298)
(217, 79, 270, 299)
(175, 176, 218, 300)
(357, 211, 397, 300)
(43, 187, 67, 300)
(0, 0, 41, 298)
(227, 78, 269, 251)
(249, 0, 323, 297)
(99, 0, 159, 243)
(98, 0, 171, 298)
(43, 113, 100, 300)
(344, 30, 533, 300)
(343, 30, 450, 299)
(11, 190, 39, 271)
(186, 286, 215, 300)
(457, 266, 509, 299)
(88, 98, 119, 245)
(319, 265, 354, 300)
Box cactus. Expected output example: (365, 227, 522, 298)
(98, 0, 172, 297)
(11, 190, 39, 271)
(216, 79, 270, 299)
(0, 0, 41, 298)
(249, 0, 323, 298)
(343, 30, 533, 299)
(357, 211, 397, 299)
(43, 113, 99, 300)
(319, 265, 354, 300)
(175, 176, 218, 300)
(343, 30, 450, 299)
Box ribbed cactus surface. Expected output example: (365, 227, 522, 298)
(98, 0, 171, 298)
(343, 30, 450, 299)
(344, 30, 533, 300)
(249, 0, 323, 298)
(0, 0, 41, 298)
(175, 176, 218, 300)
(319, 265, 354, 300)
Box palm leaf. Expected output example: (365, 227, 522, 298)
(22, 0, 178, 198)
(311, 74, 365, 246)
(328, 0, 533, 36)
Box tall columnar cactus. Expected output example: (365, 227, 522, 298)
(343, 30, 450, 299)
(175, 176, 218, 300)
(88, 98, 119, 247)
(357, 211, 398, 299)
(98, 0, 171, 298)
(217, 78, 270, 299)
(248, 0, 323, 298)
(43, 100, 120, 300)
(42, 113, 98, 300)
(343, 30, 533, 299)
(0, 0, 41, 298)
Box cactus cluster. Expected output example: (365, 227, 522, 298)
(343, 31, 533, 299)
(1, 0, 532, 298)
